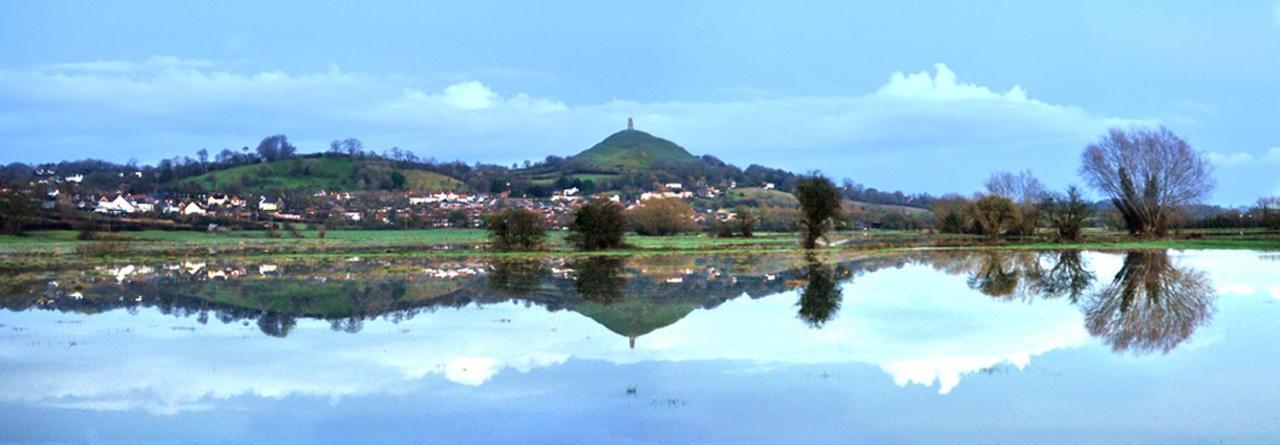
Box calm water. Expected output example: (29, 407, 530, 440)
(1, 249, 1278, 444)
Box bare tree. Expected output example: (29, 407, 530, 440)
(985, 170, 1046, 204)
(1080, 126, 1214, 237)
(986, 170, 1046, 236)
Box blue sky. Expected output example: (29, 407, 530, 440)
(1, 0, 1278, 205)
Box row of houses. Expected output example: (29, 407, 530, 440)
(47, 180, 749, 229)
(85, 193, 284, 217)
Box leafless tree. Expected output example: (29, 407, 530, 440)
(986, 170, 1046, 204)
(1080, 126, 1214, 237)
(986, 170, 1046, 236)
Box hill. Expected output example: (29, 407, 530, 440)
(177, 156, 468, 194)
(570, 129, 700, 171)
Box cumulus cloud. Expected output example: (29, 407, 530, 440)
(0, 58, 1138, 193)
(877, 63, 1031, 103)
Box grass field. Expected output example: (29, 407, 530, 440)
(179, 156, 467, 193)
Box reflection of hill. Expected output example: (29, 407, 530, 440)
(0, 253, 913, 339)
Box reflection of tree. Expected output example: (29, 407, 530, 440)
(571, 257, 627, 304)
(1037, 251, 1095, 302)
(967, 252, 1022, 298)
(487, 259, 547, 296)
(797, 255, 843, 328)
(1082, 250, 1216, 355)
(257, 312, 297, 338)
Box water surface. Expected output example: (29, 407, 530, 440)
(1, 249, 1277, 444)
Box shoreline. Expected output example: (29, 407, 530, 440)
(2, 228, 1277, 270)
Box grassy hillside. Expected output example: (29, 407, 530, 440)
(177, 156, 467, 193)
(571, 130, 700, 171)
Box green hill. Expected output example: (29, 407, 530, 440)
(177, 156, 468, 193)
(571, 129, 700, 171)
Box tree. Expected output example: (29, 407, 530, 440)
(627, 198, 697, 236)
(486, 208, 547, 251)
(196, 149, 209, 172)
(567, 200, 627, 251)
(985, 170, 1046, 236)
(1040, 186, 1093, 242)
(0, 190, 36, 235)
(971, 195, 1020, 241)
(735, 206, 757, 238)
(255, 135, 297, 162)
(931, 195, 974, 234)
(1256, 196, 1280, 230)
(1080, 126, 1214, 237)
(794, 174, 841, 249)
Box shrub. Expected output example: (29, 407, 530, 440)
(317, 225, 327, 239)
(711, 219, 734, 238)
(486, 208, 547, 251)
(75, 221, 100, 241)
(567, 200, 626, 251)
(1040, 186, 1093, 242)
(971, 195, 1020, 241)
(628, 197, 697, 236)
(285, 223, 303, 239)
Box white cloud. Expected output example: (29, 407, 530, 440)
(1207, 151, 1256, 167)
(877, 63, 1031, 103)
(1266, 147, 1280, 162)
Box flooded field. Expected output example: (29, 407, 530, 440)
(1, 249, 1277, 444)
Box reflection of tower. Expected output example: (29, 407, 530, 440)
(627, 117, 634, 131)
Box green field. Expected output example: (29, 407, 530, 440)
(179, 156, 467, 193)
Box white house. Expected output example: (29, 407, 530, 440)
(95, 195, 137, 215)
(206, 194, 229, 208)
(181, 202, 207, 216)
(258, 196, 281, 212)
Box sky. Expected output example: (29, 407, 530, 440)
(1, 0, 1278, 205)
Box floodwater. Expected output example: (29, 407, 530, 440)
(1, 249, 1277, 444)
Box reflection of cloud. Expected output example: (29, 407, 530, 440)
(1, 251, 1272, 414)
